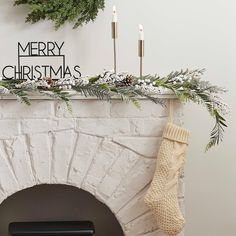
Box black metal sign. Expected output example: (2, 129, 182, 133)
(1, 41, 81, 80)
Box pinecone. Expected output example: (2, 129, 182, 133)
(42, 77, 54, 86)
(118, 75, 134, 87)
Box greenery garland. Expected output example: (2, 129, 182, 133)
(0, 69, 229, 151)
(14, 0, 105, 29)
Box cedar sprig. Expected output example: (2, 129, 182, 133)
(149, 69, 228, 151)
(14, 0, 105, 29)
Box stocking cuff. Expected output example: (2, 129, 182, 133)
(163, 123, 190, 144)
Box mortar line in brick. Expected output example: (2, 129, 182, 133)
(0, 189, 7, 205)
(0, 183, 5, 194)
(125, 208, 150, 226)
(112, 139, 156, 159)
(96, 146, 125, 198)
(49, 128, 75, 133)
(80, 138, 104, 188)
(99, 151, 142, 200)
(19, 119, 24, 135)
(79, 131, 106, 139)
(49, 132, 56, 183)
(117, 184, 150, 221)
(2, 118, 52, 120)
(124, 210, 152, 227)
(139, 229, 162, 236)
(52, 101, 57, 117)
(124, 213, 159, 236)
(66, 132, 80, 182)
(109, 101, 112, 118)
(115, 182, 151, 214)
(24, 134, 37, 183)
(2, 140, 20, 187)
(116, 135, 162, 138)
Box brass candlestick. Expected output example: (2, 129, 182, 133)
(138, 40, 144, 78)
(112, 22, 118, 73)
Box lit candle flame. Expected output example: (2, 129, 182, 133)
(139, 24, 144, 40)
(112, 6, 118, 22)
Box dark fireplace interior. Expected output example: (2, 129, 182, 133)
(0, 184, 124, 236)
(9, 221, 95, 235)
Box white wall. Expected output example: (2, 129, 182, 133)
(0, 0, 235, 235)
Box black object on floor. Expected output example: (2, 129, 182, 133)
(9, 221, 95, 235)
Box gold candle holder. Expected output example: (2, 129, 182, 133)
(138, 40, 144, 78)
(112, 22, 118, 73)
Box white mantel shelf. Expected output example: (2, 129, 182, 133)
(0, 92, 176, 100)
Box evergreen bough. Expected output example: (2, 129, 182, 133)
(0, 69, 229, 151)
(14, 0, 105, 29)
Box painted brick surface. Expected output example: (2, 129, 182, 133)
(0, 100, 54, 118)
(0, 120, 21, 139)
(0, 141, 19, 196)
(51, 130, 77, 183)
(82, 140, 123, 195)
(117, 186, 150, 225)
(77, 118, 131, 137)
(98, 149, 140, 198)
(4, 136, 35, 189)
(55, 100, 110, 118)
(0, 98, 184, 236)
(28, 133, 51, 184)
(124, 211, 158, 235)
(111, 100, 167, 118)
(68, 133, 102, 187)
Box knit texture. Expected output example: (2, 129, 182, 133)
(144, 123, 190, 236)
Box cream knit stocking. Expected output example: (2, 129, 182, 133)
(144, 123, 190, 236)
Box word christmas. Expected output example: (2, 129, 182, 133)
(1, 41, 82, 80)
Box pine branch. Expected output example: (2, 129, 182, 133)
(11, 89, 31, 105)
(51, 89, 73, 114)
(73, 83, 112, 101)
(144, 70, 228, 150)
(112, 87, 141, 109)
(134, 89, 165, 106)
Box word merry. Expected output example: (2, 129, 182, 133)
(18, 42, 65, 56)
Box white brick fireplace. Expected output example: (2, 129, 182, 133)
(0, 96, 184, 236)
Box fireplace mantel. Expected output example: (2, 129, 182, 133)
(0, 97, 184, 236)
(0, 91, 176, 100)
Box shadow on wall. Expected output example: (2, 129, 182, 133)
(0, 184, 124, 236)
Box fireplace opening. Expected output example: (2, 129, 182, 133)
(0, 184, 124, 236)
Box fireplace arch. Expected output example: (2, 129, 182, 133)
(0, 184, 124, 236)
(0, 98, 184, 235)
